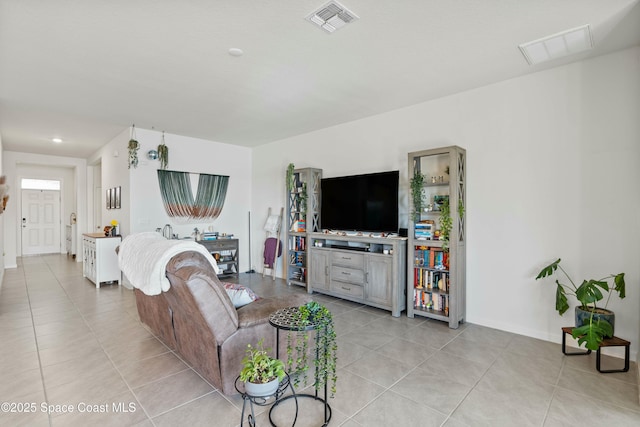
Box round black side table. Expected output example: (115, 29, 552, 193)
(234, 373, 298, 427)
(269, 307, 332, 427)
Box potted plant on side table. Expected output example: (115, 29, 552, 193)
(535, 258, 625, 351)
(239, 339, 286, 397)
(286, 301, 338, 397)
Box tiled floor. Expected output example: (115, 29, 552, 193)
(1, 254, 639, 427)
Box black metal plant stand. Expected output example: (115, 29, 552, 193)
(235, 373, 298, 427)
(269, 307, 332, 427)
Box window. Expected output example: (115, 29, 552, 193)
(21, 178, 61, 190)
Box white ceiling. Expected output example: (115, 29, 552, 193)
(1, 0, 639, 158)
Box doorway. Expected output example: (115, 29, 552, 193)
(21, 180, 62, 255)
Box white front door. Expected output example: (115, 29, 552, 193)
(21, 189, 61, 255)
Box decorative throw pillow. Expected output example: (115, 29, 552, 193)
(222, 282, 259, 308)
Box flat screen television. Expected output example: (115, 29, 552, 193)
(320, 170, 399, 233)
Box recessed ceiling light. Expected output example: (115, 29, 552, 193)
(52, 138, 63, 143)
(228, 48, 244, 57)
(519, 24, 593, 66)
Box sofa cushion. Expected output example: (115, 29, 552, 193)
(222, 282, 259, 308)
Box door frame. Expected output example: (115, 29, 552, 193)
(17, 175, 66, 256)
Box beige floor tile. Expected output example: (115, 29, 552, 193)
(103, 335, 171, 367)
(376, 337, 434, 367)
(441, 336, 503, 366)
(344, 352, 413, 388)
(557, 365, 640, 412)
(479, 351, 562, 391)
(46, 365, 130, 407)
(418, 350, 488, 387)
(42, 350, 114, 389)
(38, 337, 104, 366)
(133, 369, 214, 418)
(329, 370, 385, 418)
(152, 392, 239, 427)
(354, 390, 447, 427)
(49, 390, 147, 426)
(340, 328, 395, 350)
(450, 383, 553, 427)
(391, 367, 472, 415)
(119, 351, 189, 389)
(544, 387, 640, 426)
(0, 367, 45, 401)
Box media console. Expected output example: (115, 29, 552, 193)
(306, 232, 407, 317)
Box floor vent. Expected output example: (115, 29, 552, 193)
(306, 1, 359, 33)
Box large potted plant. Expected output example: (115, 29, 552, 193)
(239, 339, 286, 397)
(535, 258, 626, 350)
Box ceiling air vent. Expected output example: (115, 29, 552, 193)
(306, 1, 359, 33)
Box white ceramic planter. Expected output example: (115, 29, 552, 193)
(244, 378, 279, 397)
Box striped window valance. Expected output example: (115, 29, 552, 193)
(157, 170, 229, 220)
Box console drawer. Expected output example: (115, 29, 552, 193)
(331, 266, 364, 284)
(331, 251, 364, 269)
(331, 280, 364, 299)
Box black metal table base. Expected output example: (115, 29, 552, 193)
(274, 394, 331, 427)
(237, 374, 298, 427)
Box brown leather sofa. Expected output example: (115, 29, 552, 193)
(133, 250, 310, 395)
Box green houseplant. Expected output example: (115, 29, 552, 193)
(158, 131, 169, 170)
(239, 339, 286, 397)
(438, 197, 464, 251)
(535, 258, 626, 351)
(410, 171, 425, 222)
(286, 163, 296, 192)
(286, 301, 338, 397)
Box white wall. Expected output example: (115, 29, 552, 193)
(252, 47, 640, 357)
(92, 128, 253, 271)
(2, 152, 87, 268)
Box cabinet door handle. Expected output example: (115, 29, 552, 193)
(325, 266, 329, 276)
(341, 286, 351, 291)
(341, 271, 350, 275)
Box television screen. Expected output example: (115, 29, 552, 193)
(321, 170, 399, 233)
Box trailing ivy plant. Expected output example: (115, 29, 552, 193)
(286, 163, 296, 192)
(439, 198, 464, 252)
(128, 125, 140, 169)
(158, 131, 169, 170)
(286, 301, 338, 397)
(410, 171, 425, 223)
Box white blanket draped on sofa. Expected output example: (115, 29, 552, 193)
(118, 232, 220, 296)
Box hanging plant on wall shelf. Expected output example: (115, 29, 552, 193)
(158, 131, 169, 170)
(410, 170, 425, 222)
(286, 163, 296, 192)
(128, 125, 140, 169)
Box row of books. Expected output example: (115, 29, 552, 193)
(414, 247, 448, 269)
(290, 219, 306, 232)
(413, 288, 449, 315)
(289, 267, 306, 282)
(290, 236, 306, 251)
(413, 270, 449, 292)
(415, 222, 434, 240)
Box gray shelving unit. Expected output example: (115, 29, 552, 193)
(286, 167, 322, 288)
(407, 146, 466, 328)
